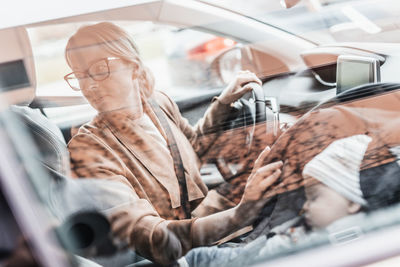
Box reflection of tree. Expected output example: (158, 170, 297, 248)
(262, 92, 400, 198)
(201, 90, 400, 205)
(203, 122, 280, 204)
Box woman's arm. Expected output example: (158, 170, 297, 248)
(191, 148, 282, 246)
(161, 71, 262, 159)
(110, 147, 282, 265)
(70, 122, 281, 265)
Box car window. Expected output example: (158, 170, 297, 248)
(29, 21, 230, 99)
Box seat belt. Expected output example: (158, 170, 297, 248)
(148, 99, 191, 219)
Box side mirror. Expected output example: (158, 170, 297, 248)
(57, 210, 117, 257)
(280, 0, 302, 8)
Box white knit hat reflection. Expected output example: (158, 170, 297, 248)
(303, 134, 372, 206)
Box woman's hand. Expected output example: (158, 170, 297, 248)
(238, 146, 283, 216)
(218, 70, 262, 105)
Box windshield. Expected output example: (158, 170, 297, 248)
(200, 0, 400, 44)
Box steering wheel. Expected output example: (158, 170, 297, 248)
(222, 82, 266, 129)
(215, 82, 267, 179)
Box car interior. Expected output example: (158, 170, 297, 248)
(1, 0, 400, 266)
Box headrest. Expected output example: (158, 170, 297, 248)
(0, 27, 36, 108)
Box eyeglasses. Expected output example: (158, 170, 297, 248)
(64, 57, 120, 91)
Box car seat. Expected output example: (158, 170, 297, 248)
(0, 26, 70, 175)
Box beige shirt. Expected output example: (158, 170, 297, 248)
(137, 113, 168, 150)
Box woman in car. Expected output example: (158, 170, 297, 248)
(65, 22, 283, 265)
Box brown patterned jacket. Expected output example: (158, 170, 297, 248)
(68, 90, 233, 263)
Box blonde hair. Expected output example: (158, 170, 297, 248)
(65, 22, 154, 97)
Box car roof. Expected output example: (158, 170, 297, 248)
(0, 0, 313, 46)
(0, 0, 160, 30)
(0, 0, 315, 74)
